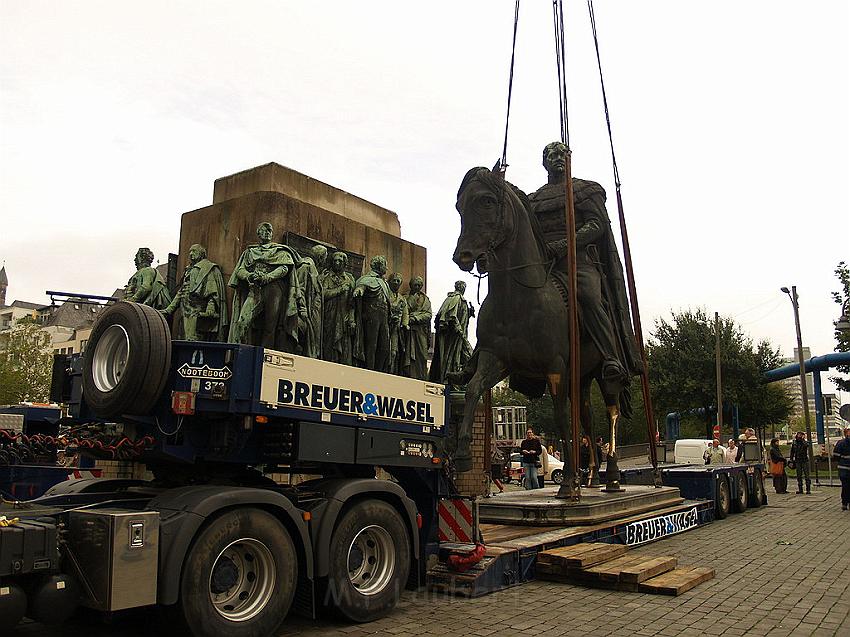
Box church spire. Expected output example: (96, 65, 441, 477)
(0, 264, 7, 307)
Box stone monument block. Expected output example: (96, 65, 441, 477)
(177, 163, 427, 301)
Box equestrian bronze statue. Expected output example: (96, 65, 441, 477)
(451, 164, 639, 498)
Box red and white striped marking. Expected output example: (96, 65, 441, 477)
(438, 498, 475, 543)
(65, 469, 103, 481)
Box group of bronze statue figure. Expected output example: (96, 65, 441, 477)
(123, 228, 475, 384)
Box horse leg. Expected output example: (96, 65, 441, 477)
(549, 373, 579, 500)
(600, 381, 625, 492)
(580, 378, 600, 487)
(453, 349, 507, 473)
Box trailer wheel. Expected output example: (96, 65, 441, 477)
(173, 508, 297, 637)
(750, 471, 765, 508)
(551, 469, 564, 485)
(82, 301, 171, 417)
(731, 471, 749, 513)
(715, 475, 730, 519)
(325, 499, 410, 622)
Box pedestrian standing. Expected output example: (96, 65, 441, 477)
(520, 428, 542, 490)
(490, 443, 505, 494)
(726, 439, 738, 463)
(537, 445, 548, 489)
(708, 439, 727, 465)
(832, 426, 850, 510)
(789, 431, 811, 494)
(595, 436, 606, 468)
(579, 435, 592, 486)
(768, 438, 788, 494)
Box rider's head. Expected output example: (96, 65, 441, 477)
(542, 141, 568, 179)
(526, 428, 535, 440)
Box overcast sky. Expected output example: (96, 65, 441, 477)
(1, 1, 848, 394)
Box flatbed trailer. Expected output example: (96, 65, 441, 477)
(608, 461, 768, 519)
(0, 302, 456, 636)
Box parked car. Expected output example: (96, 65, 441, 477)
(508, 451, 565, 485)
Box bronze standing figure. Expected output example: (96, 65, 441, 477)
(429, 281, 474, 385)
(403, 276, 432, 380)
(125, 247, 172, 310)
(162, 244, 227, 341)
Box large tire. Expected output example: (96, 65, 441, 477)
(173, 508, 297, 637)
(750, 470, 765, 508)
(731, 471, 749, 513)
(325, 499, 411, 622)
(82, 301, 171, 417)
(715, 475, 730, 519)
(551, 469, 564, 485)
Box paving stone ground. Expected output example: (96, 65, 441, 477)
(14, 488, 850, 637)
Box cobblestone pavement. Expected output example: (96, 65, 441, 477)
(14, 488, 850, 637)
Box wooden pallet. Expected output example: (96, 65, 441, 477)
(536, 543, 713, 596)
(536, 542, 627, 569)
(637, 567, 715, 595)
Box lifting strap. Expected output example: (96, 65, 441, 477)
(587, 0, 660, 470)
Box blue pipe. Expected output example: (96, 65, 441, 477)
(763, 352, 850, 445)
(762, 352, 850, 382)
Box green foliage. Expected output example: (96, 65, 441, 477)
(830, 261, 850, 392)
(646, 308, 792, 439)
(490, 386, 529, 408)
(0, 318, 53, 404)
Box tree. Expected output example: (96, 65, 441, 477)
(830, 261, 849, 392)
(646, 308, 792, 439)
(738, 340, 794, 430)
(0, 318, 53, 404)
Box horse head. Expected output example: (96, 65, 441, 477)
(453, 167, 531, 274)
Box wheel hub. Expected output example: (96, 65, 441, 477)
(91, 324, 130, 392)
(347, 525, 395, 596)
(209, 538, 276, 622)
(210, 556, 239, 594)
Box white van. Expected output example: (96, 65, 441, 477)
(673, 439, 712, 464)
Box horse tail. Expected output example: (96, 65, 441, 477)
(619, 383, 633, 421)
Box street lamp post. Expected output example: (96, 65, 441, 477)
(780, 286, 819, 485)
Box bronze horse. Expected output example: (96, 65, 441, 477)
(451, 167, 630, 498)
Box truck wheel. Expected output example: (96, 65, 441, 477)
(551, 469, 564, 485)
(174, 508, 297, 637)
(731, 472, 749, 513)
(750, 471, 765, 508)
(325, 499, 411, 622)
(82, 302, 171, 418)
(715, 476, 730, 519)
